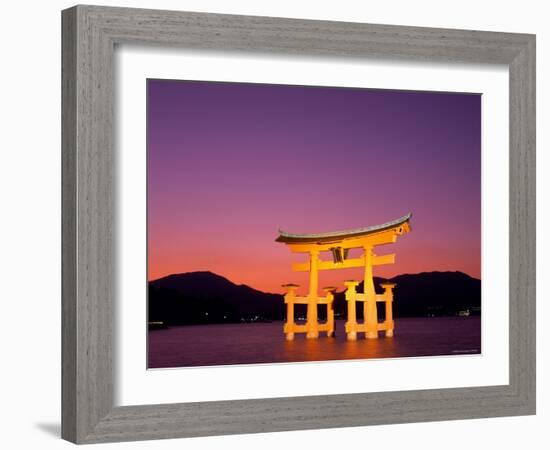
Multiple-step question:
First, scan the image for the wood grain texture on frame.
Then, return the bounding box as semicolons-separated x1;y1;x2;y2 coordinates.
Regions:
61;5;536;444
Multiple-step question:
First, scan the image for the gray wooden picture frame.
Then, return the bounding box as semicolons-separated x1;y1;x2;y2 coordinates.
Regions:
61;4;536;444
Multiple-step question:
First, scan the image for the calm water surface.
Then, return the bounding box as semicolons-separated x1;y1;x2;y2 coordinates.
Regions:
148;317;481;368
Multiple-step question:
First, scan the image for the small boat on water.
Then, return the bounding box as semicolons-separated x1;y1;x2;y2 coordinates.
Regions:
148;321;168;330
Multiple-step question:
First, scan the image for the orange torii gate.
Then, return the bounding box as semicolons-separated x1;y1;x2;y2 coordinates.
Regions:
276;213;411;341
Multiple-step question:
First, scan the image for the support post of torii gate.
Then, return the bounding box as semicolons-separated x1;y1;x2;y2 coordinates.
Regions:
277;213;411;340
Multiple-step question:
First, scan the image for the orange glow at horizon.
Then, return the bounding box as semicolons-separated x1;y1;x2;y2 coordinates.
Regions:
147;226;481;295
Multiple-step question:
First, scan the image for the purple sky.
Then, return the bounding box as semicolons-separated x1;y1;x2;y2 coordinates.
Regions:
148;79;481;293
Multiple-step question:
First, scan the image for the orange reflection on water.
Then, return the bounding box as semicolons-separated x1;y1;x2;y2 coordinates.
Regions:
148;318;481;368
282;330;399;363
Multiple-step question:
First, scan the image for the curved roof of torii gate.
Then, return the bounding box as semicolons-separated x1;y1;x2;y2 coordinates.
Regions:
275;212;412;244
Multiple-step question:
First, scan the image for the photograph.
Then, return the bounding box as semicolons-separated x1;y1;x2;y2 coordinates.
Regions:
147;79;482;368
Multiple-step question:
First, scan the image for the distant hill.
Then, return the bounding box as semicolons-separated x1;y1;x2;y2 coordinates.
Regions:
387;271;480;317
332;271;481;319
149;271;283;325
148;270;480;325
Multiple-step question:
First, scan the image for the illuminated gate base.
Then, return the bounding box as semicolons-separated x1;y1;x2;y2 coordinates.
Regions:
276;213;411;341
282;283;336;340
344;280;395;340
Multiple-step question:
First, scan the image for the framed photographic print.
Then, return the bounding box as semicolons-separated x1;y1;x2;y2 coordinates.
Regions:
145;80;482;369
62;5;536;444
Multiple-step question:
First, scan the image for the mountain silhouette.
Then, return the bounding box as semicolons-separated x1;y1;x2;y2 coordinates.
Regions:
149;271;283;325
148;270;480;326
332;271;481;320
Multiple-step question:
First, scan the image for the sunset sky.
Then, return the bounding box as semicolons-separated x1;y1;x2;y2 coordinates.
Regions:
147;79;481;294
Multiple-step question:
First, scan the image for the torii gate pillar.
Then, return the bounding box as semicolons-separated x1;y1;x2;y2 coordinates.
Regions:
306;250;320;339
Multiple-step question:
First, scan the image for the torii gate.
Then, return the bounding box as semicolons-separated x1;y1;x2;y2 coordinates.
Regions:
276;213;411;341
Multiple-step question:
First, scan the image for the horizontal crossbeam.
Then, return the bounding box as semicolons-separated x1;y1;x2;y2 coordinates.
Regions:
345;322;393;332
286;295;332;304
287;231;398;253
292;254;395;272
346;294;389;302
